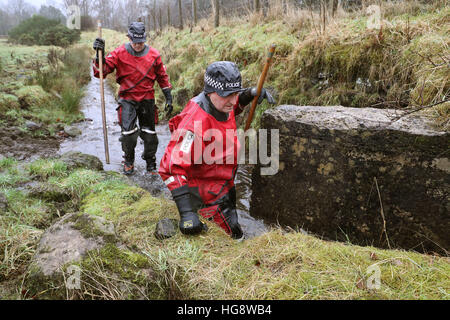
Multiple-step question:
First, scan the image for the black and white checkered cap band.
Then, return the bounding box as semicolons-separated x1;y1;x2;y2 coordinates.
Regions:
127;31;146;39
204;75;241;91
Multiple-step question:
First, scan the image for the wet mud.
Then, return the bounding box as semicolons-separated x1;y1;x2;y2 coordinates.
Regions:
0;121;61;161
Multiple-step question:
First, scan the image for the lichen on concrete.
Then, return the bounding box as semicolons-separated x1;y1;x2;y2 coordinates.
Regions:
252;105;449;255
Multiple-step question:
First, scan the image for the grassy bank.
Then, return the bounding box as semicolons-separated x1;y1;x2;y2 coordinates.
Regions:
74;2;448;130
146;1;448;129
0;39;91;137
0;156;448;299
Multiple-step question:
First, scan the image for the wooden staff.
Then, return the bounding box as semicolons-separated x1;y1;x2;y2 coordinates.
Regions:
244;44;276;131
97;20;110;164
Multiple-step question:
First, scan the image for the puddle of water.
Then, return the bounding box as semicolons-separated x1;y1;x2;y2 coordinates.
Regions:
59;72;268;239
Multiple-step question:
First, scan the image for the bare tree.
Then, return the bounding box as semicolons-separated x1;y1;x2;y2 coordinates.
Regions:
254;0;260;13
111;0;126;30
6;0;36;22
167;3;171;27
213;0;219;28
178;0;183;29
159;5;162;31
192;0;197;25
152;0;157;31
331;0;339;17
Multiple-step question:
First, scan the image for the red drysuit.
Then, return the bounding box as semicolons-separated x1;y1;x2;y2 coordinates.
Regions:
159;91;246;207
93;44;171;102
92;43;172;168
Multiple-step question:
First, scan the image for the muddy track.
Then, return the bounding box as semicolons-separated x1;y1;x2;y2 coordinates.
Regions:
0;121;61;161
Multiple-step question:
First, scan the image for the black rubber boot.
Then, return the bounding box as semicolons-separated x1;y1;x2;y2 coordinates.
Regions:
146;157;157;173
140;129;158;173
172;185;205;235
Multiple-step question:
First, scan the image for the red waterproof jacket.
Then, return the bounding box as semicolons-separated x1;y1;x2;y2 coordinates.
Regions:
159;92;247;205
93;43;171;102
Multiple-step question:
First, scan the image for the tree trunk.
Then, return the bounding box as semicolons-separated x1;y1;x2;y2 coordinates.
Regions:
153;0;157;32
213;0;220;28
192;0;198;25
254;0;260;13
178;0;183;29
159;7;162;32
167;4;171;28
331;0;339;17
321;0;327;34
147;7;151;34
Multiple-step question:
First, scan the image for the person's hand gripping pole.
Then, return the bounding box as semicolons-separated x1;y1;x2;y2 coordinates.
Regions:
244;44;276;131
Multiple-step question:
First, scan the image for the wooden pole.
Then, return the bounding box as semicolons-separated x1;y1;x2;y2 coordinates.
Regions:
97;20;110;164
244;44;276;131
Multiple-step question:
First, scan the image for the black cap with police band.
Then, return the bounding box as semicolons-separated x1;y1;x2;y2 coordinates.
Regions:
127;22;146;43
204;61;246;97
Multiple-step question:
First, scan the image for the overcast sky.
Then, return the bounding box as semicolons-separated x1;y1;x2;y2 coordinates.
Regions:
0;0;65;11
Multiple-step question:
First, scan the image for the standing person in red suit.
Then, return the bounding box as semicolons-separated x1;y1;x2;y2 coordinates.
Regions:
158;61;274;239
92;22;173;175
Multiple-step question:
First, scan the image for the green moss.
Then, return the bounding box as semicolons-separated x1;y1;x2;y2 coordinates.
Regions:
68;212;117;244
82;244;150;281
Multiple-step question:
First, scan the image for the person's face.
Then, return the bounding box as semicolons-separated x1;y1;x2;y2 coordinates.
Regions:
208;92;239;113
129;37;146;52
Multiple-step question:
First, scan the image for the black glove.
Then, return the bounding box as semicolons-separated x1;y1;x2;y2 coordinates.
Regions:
93;37;105;64
172;185;205;235
238;87;275;107
93;37;105;52
162;88;173;116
